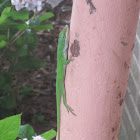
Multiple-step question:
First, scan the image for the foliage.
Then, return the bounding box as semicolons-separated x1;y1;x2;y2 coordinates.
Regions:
0;114;21;140
19;124;36;140
0;114;56;140
0;1;54;119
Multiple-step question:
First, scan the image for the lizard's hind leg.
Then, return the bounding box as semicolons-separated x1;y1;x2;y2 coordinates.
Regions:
61;82;76;115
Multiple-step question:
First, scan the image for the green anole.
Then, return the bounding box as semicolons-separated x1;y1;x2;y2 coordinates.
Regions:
56;25;75;140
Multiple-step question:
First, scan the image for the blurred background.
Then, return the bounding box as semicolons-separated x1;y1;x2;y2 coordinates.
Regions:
0;0;140;140
0;0;72;138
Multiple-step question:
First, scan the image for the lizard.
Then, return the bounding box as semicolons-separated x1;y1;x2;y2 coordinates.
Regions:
56;25;75;140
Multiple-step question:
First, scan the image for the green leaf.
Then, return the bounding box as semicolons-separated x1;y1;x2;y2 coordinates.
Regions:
0;114;21;140
18;124;36;140
29;19;40;27
0;40;7;48
41;129;56;140
0;19;28;30
0;7;11;24
17;22;28;30
39;12;54;22
9;11;29;20
1;7;11;16
15;55;47;71
8;20;28;30
31;23;54;31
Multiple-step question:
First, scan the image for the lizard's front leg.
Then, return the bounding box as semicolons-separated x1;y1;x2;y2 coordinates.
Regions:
65;56;74;65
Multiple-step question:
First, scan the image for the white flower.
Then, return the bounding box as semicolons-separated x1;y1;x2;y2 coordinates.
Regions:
11;0;45;11
15;4;24;11
11;0;17;5
19;138;28;140
25;1;36;11
36;1;43;11
11;0;25;11
26;20;29;25
32;135;46;140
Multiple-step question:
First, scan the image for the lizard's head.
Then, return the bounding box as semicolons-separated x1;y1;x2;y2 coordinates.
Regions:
58;25;69;50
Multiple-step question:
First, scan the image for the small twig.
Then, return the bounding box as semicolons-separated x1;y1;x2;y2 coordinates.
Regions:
10;30;21;42
10;30;26;45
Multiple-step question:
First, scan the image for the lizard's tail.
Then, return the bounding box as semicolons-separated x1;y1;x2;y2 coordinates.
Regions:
57;123;60;140
57;103;60;140
56;91;61;140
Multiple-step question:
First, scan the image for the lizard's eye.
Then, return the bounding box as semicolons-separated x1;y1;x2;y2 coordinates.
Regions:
62;36;65;40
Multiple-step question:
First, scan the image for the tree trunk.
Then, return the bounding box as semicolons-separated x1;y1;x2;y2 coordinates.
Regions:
59;0;140;140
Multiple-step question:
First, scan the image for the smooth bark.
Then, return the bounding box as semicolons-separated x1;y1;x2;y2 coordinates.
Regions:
59;0;140;140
